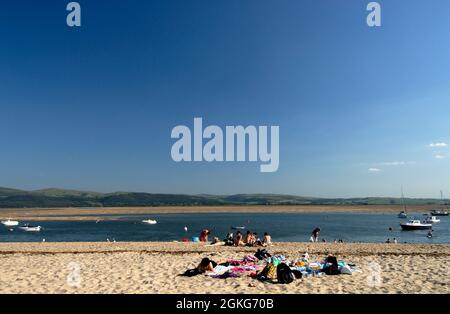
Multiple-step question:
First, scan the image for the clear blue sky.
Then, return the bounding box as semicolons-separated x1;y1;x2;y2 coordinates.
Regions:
1;0;450;197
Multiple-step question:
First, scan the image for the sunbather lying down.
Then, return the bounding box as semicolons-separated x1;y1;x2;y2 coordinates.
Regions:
206;237;225;246
198;257;217;274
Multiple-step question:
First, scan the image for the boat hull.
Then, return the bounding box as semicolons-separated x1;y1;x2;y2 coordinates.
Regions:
19;227;42;232
400;224;432;230
2;222;19;227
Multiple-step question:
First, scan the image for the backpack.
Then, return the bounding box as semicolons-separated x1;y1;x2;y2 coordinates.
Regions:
292;269;303;279
323;256;339;275
277;263;295;284
257;263;277;281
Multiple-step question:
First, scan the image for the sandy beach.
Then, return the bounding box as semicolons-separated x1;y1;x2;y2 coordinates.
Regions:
0;242;448;294
0;205;438;221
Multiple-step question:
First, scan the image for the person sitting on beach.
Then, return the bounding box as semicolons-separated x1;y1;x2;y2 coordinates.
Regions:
393;238;398;244
199;229;210;242
255;235;263;246
243;231;251;244
224;233;234;246
197;257;217;274
385;238;391;243
262;232;272;246
246;232;256;246
234;231;245;246
207;237;225;246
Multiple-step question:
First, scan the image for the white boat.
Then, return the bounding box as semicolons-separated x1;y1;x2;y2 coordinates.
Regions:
425;216;440;224
142;219;157;224
398;211;408;219
1;219;19;227
400;219;432;231
19;224;42;232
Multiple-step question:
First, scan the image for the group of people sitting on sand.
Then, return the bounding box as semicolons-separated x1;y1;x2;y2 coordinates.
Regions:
200;229;272;247
231;230;272;247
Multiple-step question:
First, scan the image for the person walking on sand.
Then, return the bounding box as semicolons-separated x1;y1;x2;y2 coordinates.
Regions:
310;227;321;242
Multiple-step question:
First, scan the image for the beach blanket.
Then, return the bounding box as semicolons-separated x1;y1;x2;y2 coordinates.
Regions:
230;266;258;272
207;265;232;276
210;271;240;279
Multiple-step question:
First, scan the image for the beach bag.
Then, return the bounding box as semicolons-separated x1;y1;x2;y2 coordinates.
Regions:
254;249;271;260
292;269;303;279
323;256;339;275
277;263;295;284
257;263;277;280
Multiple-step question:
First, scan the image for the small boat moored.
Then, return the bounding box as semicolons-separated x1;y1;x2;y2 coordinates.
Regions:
400;219;432;231
142;219;157;224
398;211;408;219
1;219;19;227
19;224;42;232
425;216;440;224
430;210;449;216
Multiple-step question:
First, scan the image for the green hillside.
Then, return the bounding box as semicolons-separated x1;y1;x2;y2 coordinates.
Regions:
0;187;448;208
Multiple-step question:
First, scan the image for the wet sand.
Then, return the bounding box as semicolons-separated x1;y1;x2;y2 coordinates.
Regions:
0;205;436;221
0;242;448;294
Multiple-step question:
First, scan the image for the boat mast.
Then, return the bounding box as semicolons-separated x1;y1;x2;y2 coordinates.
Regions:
441;190;447;209
401;186;406;213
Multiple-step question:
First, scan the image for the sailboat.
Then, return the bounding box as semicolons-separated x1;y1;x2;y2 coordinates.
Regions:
398;187;408;218
430;191;449;216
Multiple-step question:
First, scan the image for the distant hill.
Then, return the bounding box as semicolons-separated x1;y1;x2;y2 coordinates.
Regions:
0;187;448;208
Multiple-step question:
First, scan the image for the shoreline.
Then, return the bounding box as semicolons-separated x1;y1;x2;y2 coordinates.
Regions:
0;204;438;221
1;241;449;255
0;242;448;294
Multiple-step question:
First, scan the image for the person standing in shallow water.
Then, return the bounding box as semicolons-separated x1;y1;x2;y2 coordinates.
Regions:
311;227;321;242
